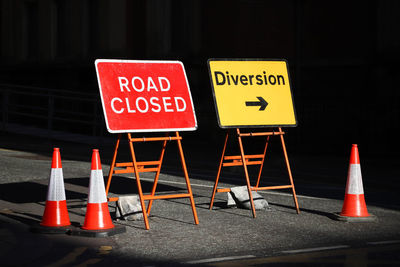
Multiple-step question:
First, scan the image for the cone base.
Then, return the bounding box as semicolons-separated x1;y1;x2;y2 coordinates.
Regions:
340;194;370;217
330;212;377;223
82;202;114;230
40;200;71;227
69;225;126;238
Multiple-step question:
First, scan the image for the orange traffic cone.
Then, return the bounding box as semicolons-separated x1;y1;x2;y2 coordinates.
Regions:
82;149;114;230
33;148;71;233
332;144;376;222
340;144;370;217
69;149;125;237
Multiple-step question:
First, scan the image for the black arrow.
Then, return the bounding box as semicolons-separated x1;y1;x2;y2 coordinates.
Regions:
245;97;268;111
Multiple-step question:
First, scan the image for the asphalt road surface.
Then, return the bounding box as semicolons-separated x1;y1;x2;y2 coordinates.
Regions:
0;133;399;266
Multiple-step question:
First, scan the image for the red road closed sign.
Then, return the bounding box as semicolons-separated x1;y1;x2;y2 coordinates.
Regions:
95;59;197;133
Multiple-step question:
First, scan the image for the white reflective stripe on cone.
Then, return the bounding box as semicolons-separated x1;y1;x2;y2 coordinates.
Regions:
346;164;364;194
47;168;66;201
88;169;107;204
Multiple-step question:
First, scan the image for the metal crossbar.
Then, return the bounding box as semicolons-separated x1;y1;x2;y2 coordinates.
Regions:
105;132;199;230
209;128;300;217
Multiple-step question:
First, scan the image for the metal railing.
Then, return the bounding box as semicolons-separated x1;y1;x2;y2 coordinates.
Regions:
0;84;106;140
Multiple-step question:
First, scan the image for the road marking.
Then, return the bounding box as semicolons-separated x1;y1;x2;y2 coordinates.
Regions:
281;245;349;254
97;245;113;255
139;177;214;189
74;258;102;267
44;247;87;267
211;245;400;266
139;177;330;200
185;255;256;264
367;240;400;245
0;208;14;214
0;148;16;152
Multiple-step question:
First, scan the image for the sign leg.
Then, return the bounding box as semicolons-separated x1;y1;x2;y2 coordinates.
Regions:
236;128;256;218
127;133;151;230
106;133;121;197
279;128;300;214
255;135;270;188
176;132;199;225
209;130;229;210
146;136;168;216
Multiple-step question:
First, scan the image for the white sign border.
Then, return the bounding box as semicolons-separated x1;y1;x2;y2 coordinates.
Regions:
95;59;198;133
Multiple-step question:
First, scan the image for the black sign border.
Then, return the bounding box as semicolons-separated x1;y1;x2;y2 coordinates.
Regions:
207;58;298;129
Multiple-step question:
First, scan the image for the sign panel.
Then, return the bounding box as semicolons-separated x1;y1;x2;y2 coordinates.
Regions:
95;59;197;133
207;59;297;128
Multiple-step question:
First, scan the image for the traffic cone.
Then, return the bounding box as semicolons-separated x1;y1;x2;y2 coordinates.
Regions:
331;144;376;222
69;149;125;237
340;144;370;217
82;149;114;230
32;148;71;233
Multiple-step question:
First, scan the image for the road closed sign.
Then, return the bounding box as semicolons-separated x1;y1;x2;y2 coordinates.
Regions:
95;59;197;133
207;59;297;128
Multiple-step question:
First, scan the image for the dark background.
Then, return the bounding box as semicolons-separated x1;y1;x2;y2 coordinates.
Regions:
1;0;400;157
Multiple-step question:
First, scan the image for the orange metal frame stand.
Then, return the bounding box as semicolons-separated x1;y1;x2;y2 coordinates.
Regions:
209;127;300;217
105;132;199;230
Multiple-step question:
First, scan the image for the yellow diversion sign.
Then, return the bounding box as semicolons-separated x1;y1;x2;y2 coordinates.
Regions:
207;59;297;128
